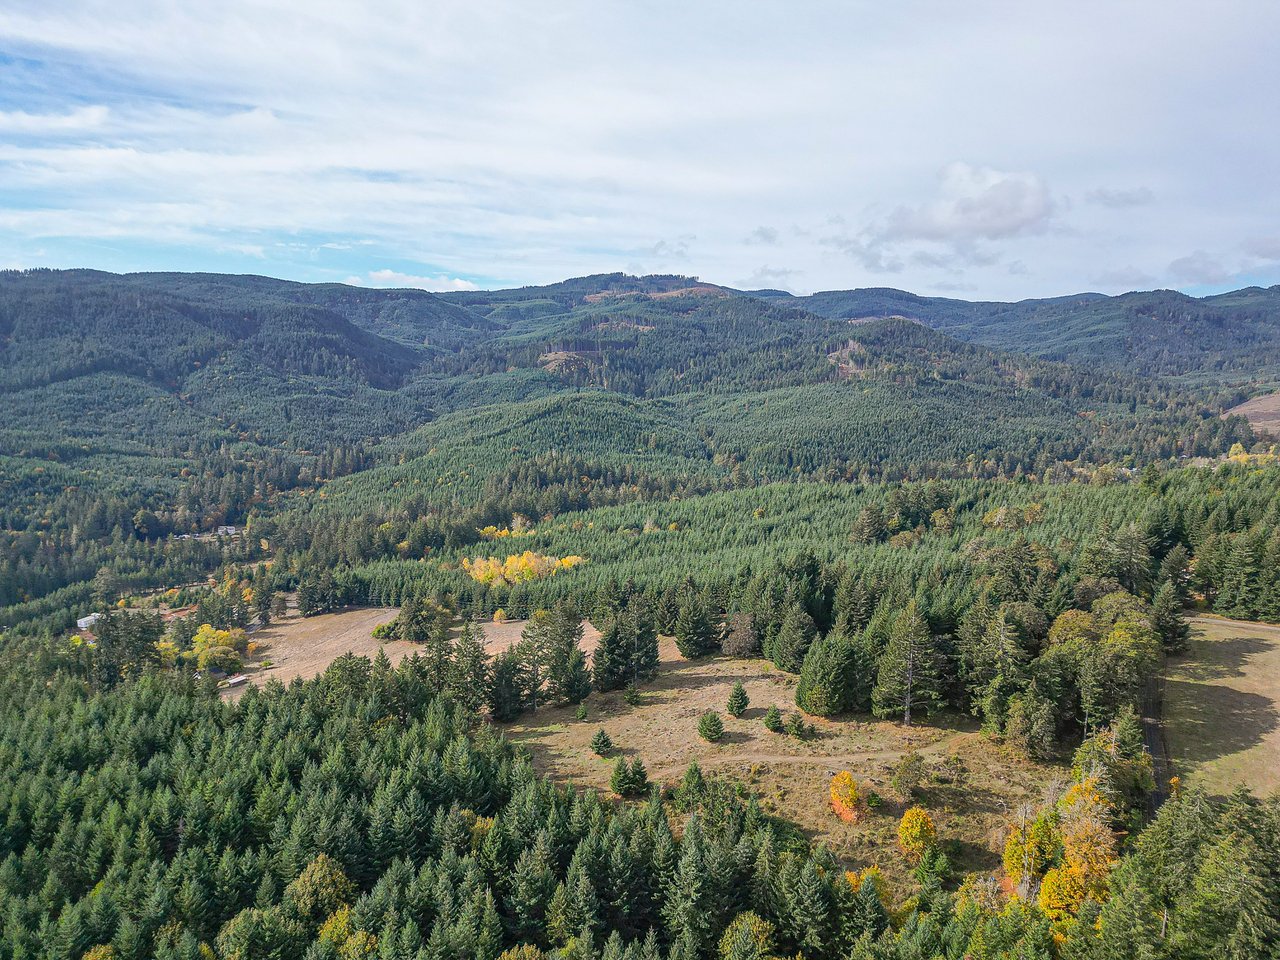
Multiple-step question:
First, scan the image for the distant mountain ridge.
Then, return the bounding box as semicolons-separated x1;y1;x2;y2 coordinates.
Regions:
752;282;1280;386
2;267;1253;495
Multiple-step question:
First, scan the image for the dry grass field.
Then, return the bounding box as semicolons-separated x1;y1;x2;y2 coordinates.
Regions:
222;607;1062;882
223;609;597;700
223;606;407;699
1228;391;1280;438
501;636;1062;885
1163;615;1280;796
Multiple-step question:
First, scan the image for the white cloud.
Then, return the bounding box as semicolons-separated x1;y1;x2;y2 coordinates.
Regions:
0;105;109;133
356;269;479;291
744;226;779;245
0;2;1278;296
1168;251;1230;286
735;265;798;290
1242;237;1280;262
881;163;1054;243
1091;266;1156;291
1085;186;1155;208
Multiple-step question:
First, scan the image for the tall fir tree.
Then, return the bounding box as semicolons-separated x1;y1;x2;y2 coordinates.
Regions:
674;591;716;659
770;601;817;674
871;601;944;725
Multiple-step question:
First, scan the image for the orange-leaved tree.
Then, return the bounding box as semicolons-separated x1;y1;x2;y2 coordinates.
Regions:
830;771;866;822
1037;777;1116;921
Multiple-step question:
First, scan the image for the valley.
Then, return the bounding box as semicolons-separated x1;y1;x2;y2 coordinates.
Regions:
2;269;1278;960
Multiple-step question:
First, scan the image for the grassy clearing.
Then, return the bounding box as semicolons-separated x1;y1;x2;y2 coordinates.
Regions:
1163;615;1280;796
1228;391;1280;439
224;606;406;699
501;636;1062;888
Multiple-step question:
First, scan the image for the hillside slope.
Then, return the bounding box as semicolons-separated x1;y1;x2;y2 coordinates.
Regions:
765;284;1280;387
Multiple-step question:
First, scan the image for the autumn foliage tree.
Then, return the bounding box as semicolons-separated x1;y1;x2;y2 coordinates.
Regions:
1037;778;1117;921
830;771;866;823
898;806;938;864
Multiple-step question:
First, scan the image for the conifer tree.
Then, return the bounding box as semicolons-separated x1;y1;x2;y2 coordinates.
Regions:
487;650;524;722
625;607;660;685
628;758;649;796
591;729;613;756
1151;581;1189;652
450;621;491;713
872;601;944;725
674;591;716;659
698;711;724;743
656;586;680;635
662;818;713;955
726;681;748;718
770;601;817;674
509;833;557;943
786;861;834;958
762;704;783;733
795;631;858;716
592;617;628;692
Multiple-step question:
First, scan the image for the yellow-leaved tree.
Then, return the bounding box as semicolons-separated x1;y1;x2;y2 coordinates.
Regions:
1002;802;1060;900
897;806;937;864
1037;777;1116;921
830;771;866;823
462;551;586;586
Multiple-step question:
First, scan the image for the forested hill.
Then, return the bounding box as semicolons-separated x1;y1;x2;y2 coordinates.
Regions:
758;284;1280;386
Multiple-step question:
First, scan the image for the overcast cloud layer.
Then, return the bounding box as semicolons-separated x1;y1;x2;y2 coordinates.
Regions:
2;1;1279;297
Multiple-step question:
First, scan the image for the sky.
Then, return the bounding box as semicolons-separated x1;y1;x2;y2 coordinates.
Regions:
1;1;1279;298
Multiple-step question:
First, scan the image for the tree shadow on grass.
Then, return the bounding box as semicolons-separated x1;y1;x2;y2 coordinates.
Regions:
947;837;1000;874
707;729;753;747
1172;635;1272;682
1165;677;1278;763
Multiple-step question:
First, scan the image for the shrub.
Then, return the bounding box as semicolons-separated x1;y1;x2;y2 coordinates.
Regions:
892;751;926;798
718;912;777;959
591;729;613;756
785;712;810;739
898;806;937;864
830;771;866;822
699;711;724;742
720;613;760;657
763;705;783;733
727;681;748;718
198;645;242;672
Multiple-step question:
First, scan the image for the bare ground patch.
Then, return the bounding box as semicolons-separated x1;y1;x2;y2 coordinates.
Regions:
1164;615;1280;796
473;618;602;658
224;607;407;699
501;637;1062;886
1228;392;1280;438
224;611;600;700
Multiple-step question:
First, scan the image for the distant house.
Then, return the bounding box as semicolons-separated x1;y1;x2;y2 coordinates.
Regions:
216;525;238;537
76;613;102;632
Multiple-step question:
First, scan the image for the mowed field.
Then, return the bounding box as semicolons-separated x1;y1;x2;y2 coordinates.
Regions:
1163;615;1280;796
501;636;1061;885
1228;391;1280;438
